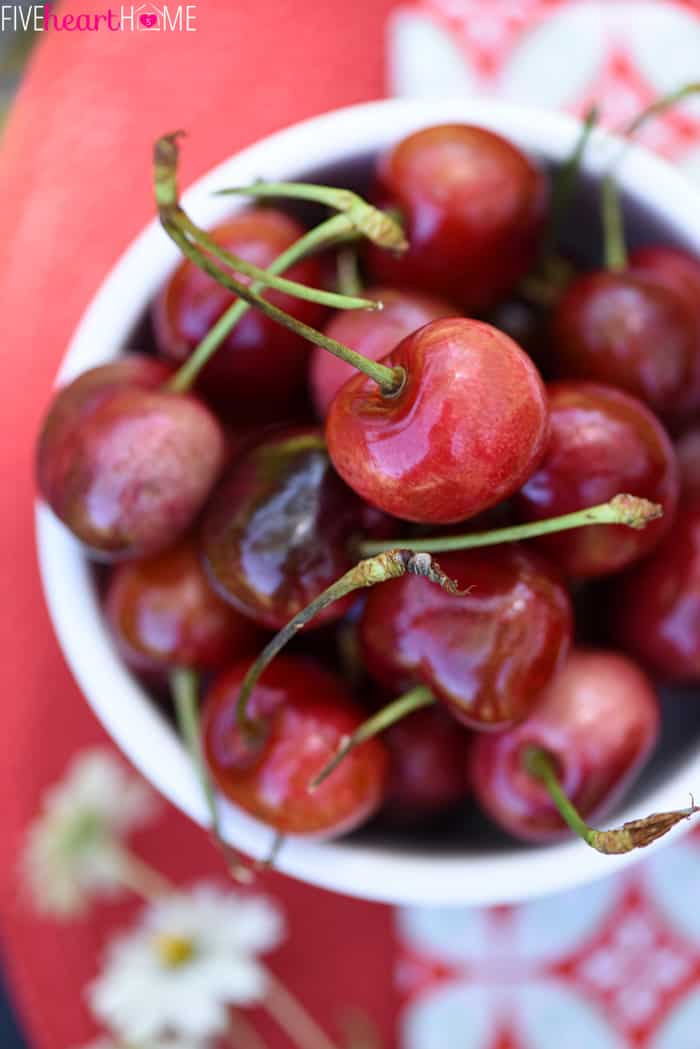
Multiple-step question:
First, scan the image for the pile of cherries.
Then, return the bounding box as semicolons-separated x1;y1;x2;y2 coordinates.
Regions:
37;117;700;862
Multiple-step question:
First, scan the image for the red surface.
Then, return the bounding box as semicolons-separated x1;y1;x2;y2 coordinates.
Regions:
0;4;399;1046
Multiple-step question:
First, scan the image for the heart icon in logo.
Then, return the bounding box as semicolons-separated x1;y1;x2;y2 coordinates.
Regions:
140;13;158;28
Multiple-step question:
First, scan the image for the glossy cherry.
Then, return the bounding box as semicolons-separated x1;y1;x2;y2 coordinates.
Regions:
105;540;262;672
325;318;549;524
364;124;547;311
383;706;470;820
201;427;393;630
469;648;660;841
359;546;572;731
676;426;700;501
37;355;225;559
628;245;700;424
310;287;454;417
609;500;700;680
153;208;325;419
551;270;696;422
514;381;679;578
203;656;388;836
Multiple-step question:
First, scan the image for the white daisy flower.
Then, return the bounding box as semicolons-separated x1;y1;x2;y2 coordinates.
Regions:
88;883;284;1044
23;747;158;917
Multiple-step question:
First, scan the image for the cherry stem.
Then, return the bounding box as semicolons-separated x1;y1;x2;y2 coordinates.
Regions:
625;80;700;137
336;245;363;297
543;104;599;263
310;685;435;791
602;173;627;271
523;746;699;854
235;550;464;735
170;669;254;886
168;212;356;393
215;180;409;253
175;208;377;311
155;136;403;395
360;494;662;556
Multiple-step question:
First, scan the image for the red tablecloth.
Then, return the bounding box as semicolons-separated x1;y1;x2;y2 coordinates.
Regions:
4;3;700;1047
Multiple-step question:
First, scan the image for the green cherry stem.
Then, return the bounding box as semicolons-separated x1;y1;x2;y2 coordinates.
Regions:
359;494;661;557
336;245;364;297
170;668;254;885
155;135;403;395
624;80;700;137
602;173;627;271
168;212;355;393
544;104;599;262
310;685;435;791
523;746;699;854
216;180;409;253
235;550;464;735
175;209;377;312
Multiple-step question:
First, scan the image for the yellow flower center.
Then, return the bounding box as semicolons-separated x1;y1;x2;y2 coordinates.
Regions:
153;932;196;968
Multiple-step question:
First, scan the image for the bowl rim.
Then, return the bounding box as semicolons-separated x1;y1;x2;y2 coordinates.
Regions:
35;96;700;907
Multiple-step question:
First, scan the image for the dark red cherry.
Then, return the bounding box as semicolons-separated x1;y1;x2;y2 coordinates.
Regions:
310;287;454;417
609;501;700;681
514;381;679;578
551;270;696;422
383;707;470;820
676;426;700;501
628;245;700;425
469;648;660;841
325;318;549;524
38;356;225;559
364;124;547;311
105;540;262;672
201;427;393;630
203;657;388;836
152;209;325;419
359;547;572;731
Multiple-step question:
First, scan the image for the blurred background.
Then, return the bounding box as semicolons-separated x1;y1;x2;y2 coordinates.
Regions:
2;2;700;1048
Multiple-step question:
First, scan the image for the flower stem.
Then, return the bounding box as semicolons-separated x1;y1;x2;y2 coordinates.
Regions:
169;213;356;393
359;494;662;556
228;1009;272;1049
235;551;463;735
523;746;699;853
625;80;700;137
264;969;342;1049
113;846;176;900
310;685;435;790
216;181;408;253
602;173;627;271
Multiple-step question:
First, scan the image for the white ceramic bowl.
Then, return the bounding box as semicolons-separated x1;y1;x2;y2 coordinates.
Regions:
36;98;700;907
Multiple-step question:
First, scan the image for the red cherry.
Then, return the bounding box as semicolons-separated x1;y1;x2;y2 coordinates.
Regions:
469;648;660;841
364;124;547;311
325;318;549;524
676;426;700;502
201;427;393;630
513;381;679;578
105;540;262;672
551;270;696;422
310;287;454;417
609;501;700;681
38;356;225;559
359;547;572;731
153;209;325;419
383;707;470;820
203;657;388;836
628;245;700;424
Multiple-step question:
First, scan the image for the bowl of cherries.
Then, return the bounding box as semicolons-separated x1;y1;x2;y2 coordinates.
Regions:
35;97;700;906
